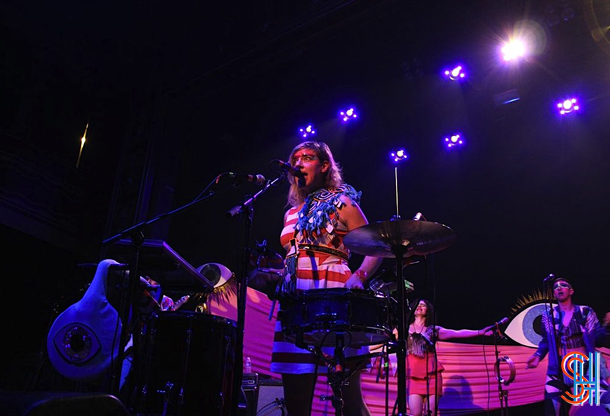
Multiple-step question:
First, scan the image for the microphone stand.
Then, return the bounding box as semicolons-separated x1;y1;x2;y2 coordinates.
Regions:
227;174;284;416
101;178;231;406
493;330;509;416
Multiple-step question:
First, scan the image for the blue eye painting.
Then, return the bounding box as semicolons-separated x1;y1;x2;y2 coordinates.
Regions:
504;301;557;348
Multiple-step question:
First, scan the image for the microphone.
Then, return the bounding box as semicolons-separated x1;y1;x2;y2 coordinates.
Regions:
226;172;267;186
543;273;555;283
273;159;305;178
482;317;509;338
495;317;509;327
491;317;509;340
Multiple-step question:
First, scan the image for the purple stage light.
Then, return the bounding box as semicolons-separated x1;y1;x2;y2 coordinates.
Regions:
390;148;408;163
299;124;316;138
556;98;580;115
339;107;358;122
443;65;466;81
444;133;465;149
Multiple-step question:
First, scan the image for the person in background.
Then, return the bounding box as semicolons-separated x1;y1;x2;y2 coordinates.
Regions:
526;276;605;416
404;299;493;416
261;140;383;416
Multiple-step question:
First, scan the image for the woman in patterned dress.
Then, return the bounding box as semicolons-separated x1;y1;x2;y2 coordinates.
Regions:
270;140;383;416
405;299;492;416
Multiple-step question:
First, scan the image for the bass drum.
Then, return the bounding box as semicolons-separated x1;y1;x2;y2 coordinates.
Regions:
138;311;237;416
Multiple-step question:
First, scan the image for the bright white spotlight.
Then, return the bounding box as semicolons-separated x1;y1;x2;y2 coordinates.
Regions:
556;98;580;115
299;124;316;138
501;39;526;61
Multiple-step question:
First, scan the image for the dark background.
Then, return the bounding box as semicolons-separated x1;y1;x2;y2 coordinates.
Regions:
1;0;609;397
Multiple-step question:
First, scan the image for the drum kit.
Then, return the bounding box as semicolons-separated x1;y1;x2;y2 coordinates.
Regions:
131;218;454;416
275;218;456;416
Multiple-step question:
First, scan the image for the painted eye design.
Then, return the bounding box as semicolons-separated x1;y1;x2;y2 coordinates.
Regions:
504;301;556;348
52;323;101;363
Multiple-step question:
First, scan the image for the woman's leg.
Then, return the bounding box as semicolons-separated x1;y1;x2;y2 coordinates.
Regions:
281;373;317;416
408;394;425;416
341;371;371;416
427;395;437;416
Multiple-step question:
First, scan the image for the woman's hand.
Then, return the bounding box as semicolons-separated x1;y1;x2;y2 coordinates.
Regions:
345;273;366;289
526;354;540;369
478;326;495;337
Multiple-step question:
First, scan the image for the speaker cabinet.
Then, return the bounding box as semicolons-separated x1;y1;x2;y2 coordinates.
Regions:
256;379;285;416
0;391;130;416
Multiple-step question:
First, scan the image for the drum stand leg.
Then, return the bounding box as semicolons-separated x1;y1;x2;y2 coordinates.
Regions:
309;332;386;416
318;331;349;416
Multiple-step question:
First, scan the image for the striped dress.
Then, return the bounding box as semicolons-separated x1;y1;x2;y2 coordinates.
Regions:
270;185;370;374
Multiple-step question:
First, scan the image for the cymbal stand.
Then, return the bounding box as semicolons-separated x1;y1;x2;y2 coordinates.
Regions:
389;160;410;416
390;158;408;415
392;165;401;221
391;243;410;416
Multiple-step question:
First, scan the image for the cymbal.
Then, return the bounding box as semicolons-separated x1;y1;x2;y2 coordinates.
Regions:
344;219;456;258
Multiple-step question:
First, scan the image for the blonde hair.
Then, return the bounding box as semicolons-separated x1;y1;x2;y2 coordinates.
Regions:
286;141;344;207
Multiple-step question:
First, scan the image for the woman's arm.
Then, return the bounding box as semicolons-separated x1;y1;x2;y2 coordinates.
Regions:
339;196;383;288
437;326;492;340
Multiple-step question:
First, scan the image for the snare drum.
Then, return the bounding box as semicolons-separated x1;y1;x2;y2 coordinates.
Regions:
279;288;392;348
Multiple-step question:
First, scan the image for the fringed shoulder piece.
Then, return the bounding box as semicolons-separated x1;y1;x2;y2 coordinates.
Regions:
294;184;361;235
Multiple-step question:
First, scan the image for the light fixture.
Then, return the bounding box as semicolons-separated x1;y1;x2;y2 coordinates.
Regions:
299;124;316;138
444;133;465;149
501;39;526;61
556;97;580;115
443;64;466;81
390;148;408;164
339;107;358;123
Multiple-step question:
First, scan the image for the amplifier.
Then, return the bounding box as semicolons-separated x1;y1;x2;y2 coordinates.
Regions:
240;373;259;416
239;375;285;416
256;378;285;416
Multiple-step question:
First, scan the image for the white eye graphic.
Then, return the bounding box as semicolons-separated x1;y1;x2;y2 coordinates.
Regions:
504;301;556;348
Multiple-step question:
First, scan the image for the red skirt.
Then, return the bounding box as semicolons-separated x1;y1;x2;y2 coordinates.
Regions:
406;353;444;396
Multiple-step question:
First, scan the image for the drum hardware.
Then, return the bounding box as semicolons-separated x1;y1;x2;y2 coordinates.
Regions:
366;267;415;297
249;240;285;270
278;288;393;349
277;288;393;416
344;218;456;416
307;331;386;416
318;331;349;416
137;311;237;416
